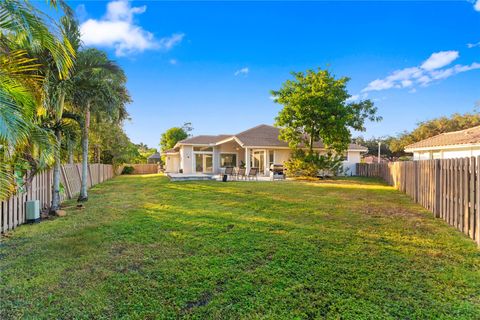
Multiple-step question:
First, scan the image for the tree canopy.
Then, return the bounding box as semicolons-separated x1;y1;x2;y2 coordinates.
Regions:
271;69;381;154
160;123;193;152
390;112;480;154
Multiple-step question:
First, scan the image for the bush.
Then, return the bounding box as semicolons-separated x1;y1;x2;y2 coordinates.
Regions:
121;166;135;175
285;150;345;177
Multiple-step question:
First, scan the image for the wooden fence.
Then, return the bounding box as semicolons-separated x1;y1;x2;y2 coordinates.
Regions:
357;158;480;246
0;163;114;234
115;164;159;175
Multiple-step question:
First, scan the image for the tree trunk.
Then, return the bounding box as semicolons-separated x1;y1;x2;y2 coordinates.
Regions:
309;126;315;155
78;102;90;202
50;128;62;213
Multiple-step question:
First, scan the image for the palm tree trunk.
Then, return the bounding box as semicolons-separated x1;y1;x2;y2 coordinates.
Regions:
78;102;90;202
50;128;62;213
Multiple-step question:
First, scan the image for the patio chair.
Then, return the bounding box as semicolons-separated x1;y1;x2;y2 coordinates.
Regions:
224;167;234;181
247;167;258;181
235;168;246;180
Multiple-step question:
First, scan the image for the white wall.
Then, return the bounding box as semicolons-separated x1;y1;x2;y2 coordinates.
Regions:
343;151;362;175
413;146;480;160
180;145;193;174
165;154;179;173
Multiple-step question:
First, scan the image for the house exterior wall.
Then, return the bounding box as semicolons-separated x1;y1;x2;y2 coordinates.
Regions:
166;145;364;176
165;154;179;172
274;149;291;164
412;146;480;160
180;145;193;173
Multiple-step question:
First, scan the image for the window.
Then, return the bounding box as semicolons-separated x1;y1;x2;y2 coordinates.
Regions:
220;153;237;167
193;146;213;152
339;152;348;161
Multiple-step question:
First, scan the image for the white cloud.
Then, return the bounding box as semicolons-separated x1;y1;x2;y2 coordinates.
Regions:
475;0;480;11
420;51;459;71
467;42;480;48
363;50;479;92
158;34;185;50
234;67;249;76
80;0;184;56
345;93;368;103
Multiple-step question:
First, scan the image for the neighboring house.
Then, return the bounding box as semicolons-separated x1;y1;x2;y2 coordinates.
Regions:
405;125;480;160
147;152;161;164
163;124;367;175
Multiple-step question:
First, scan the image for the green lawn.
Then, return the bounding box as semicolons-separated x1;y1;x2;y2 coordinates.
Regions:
1;175;479;319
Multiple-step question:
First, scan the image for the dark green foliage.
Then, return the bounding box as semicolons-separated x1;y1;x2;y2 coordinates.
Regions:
271;68;381;154
285;150;345;177
160;122;193;152
121;165;134;175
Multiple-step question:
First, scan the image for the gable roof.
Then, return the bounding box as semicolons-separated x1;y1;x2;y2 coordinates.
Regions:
147;152;160;159
405;125;480;151
178;134;231;145
175;124;367;151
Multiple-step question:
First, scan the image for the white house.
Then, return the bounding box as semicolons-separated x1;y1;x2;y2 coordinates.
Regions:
163;124;367;176
405;125;480;160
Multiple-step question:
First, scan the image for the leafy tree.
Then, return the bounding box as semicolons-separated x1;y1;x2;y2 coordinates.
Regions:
160;123;193;152
353;136;404;159
271;69;381;154
0;0;74;199
390;112;480;154
68;48;130;202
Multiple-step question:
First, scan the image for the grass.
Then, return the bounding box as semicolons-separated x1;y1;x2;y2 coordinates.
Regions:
1;174;479;319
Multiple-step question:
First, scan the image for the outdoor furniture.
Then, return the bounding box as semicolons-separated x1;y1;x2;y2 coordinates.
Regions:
235;168;246;180
247;167;258;180
224;167;234;181
269;164;286;180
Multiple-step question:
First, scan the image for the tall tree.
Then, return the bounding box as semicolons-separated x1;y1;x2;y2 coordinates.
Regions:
68;48;130;202
271;69;381;154
0;0;74;199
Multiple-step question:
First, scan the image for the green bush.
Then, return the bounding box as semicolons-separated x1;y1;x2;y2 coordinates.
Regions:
285;150;345;177
121;166;135;175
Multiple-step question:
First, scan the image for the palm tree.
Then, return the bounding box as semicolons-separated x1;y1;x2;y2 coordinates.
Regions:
68;49;130;202
0;0;74;199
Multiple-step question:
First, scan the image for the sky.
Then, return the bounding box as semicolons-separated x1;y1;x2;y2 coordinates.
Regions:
43;1;480;149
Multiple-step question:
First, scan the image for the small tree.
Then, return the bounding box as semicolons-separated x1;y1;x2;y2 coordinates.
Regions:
272;68;380;154
271;68;381;176
160;123;193;152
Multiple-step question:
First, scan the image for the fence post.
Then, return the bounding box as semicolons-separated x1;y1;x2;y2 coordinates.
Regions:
434;159;441;218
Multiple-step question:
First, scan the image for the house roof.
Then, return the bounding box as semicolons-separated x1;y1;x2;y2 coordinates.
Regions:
147;152;160;159
177;134;231;145
405;125;480;151
175;124;367;151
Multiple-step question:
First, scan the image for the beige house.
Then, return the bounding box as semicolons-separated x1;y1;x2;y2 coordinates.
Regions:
405;125;480;160
164;124;367;176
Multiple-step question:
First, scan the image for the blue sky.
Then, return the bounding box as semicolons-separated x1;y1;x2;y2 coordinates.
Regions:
47;1;480;148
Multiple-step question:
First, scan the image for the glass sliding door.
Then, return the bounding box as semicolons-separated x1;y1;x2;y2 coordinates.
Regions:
195;153;213;173
251;150;266;174
195;154;204;172
204;154;213;173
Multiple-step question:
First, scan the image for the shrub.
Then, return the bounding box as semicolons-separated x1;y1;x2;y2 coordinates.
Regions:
285;150;345;177
121;166;135;175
